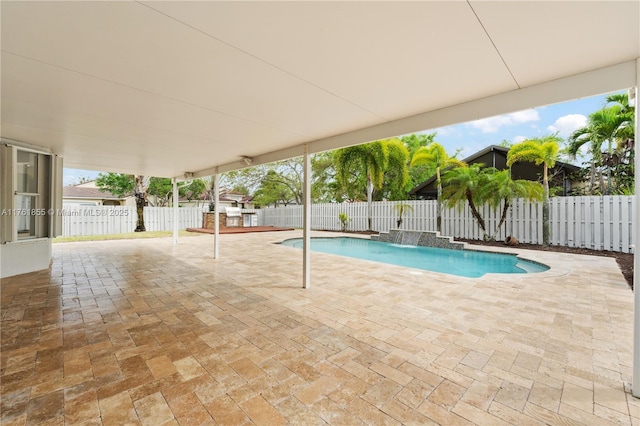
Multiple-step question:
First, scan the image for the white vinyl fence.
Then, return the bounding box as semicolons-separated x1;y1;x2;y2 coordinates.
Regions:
61;197;635;253
62;206;208;237
259;196;635;253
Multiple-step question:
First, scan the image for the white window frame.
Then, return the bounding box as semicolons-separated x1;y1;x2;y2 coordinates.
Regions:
0;141;63;243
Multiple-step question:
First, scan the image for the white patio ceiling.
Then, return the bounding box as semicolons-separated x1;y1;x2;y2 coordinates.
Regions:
1;1;639;178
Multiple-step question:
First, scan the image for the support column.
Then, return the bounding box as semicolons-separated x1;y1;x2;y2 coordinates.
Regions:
172;177;179;245
303;145;311;288
214;169;220;259
632;57;640;397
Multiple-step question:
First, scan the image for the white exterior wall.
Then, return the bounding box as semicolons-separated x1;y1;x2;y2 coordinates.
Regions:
0;141;62;279
1;239;51;278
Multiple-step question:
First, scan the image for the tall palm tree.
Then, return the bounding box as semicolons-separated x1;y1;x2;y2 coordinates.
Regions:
568;94;634;194
606;93;634;144
384;139;411;200
506;136;561;247
410;142;465;232
334;138;408;231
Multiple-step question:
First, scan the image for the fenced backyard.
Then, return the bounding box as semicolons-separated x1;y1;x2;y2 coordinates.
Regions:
61;206;208;237
61;195;635;253
261;195;635;253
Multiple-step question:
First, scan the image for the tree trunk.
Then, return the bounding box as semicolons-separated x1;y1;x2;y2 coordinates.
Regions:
490;199;510;241
134;194;145;232
542;166;550;246
465;189;486;234
436;167;442;233
606;138;613;195
367;176;374;231
134;175;148;232
589;159;596;194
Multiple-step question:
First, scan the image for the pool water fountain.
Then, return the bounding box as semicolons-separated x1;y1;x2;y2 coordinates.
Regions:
375;229;465;250
393;230;421;246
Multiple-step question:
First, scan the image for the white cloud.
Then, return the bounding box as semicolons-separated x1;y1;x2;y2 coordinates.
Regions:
512;135;527;144
434;126;452;136
468;109;540;133
546;114;587;136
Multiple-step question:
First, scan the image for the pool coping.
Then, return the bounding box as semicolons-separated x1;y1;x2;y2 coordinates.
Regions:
275;233;570;280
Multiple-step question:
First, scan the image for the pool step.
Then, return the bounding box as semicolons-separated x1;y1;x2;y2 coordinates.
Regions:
371;229;465;250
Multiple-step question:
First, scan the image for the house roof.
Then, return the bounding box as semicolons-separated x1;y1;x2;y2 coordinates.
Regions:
196;192;253;204
409;145;581;196
1;2;637;178
460;145;580;173
63;185;124;200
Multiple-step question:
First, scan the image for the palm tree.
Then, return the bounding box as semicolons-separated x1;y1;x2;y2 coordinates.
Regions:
410;142;465;232
606;93;635;145
568;94;634;194
392;202;414;228
338;212;350;232
402;132;437;189
442;164;544;241
382;138;412;201
506;136;561;246
442;164;488;236
334;138;409;231
479;169;543;240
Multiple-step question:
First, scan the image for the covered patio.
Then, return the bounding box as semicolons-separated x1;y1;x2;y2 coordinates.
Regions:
1;1;640;424
1;232;635;424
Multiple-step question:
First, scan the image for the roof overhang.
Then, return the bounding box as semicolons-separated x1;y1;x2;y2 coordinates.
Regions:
1;1;639;178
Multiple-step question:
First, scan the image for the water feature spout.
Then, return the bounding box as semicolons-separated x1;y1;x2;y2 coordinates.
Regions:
392;230;422;246
393;230;404;244
402;231;421;246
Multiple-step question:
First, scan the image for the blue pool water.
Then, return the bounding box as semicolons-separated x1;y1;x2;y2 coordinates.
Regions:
280;237;548;278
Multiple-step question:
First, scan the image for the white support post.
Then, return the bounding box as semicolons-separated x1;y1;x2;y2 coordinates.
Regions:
172;177;179;245
214;170;220;259
632;57;640;398
303;145;311;288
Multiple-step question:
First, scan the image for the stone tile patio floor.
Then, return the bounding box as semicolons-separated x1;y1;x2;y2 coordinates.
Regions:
1;230;637;425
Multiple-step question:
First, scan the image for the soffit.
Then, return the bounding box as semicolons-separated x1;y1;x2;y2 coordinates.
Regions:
1;1;638;177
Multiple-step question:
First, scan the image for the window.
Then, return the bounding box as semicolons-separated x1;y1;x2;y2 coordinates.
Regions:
15;151;40;239
17;150;38;193
0;144;60;242
15;149;52;240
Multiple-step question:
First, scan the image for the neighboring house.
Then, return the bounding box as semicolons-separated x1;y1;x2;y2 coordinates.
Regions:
221;190;254;209
65;182;255;209
410;145;581;199
194;189;255;209
63;181;134;207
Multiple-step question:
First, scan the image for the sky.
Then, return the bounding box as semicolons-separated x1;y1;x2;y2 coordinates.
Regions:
63;91;619;186
426;92;616;160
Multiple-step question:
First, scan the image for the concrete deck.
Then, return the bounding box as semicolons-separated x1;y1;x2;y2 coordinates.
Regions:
1;230;636;425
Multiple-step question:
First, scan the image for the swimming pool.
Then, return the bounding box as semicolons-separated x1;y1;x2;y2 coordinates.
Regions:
280;237;548;278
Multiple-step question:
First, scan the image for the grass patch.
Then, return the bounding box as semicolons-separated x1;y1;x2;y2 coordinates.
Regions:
53;230;205;243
